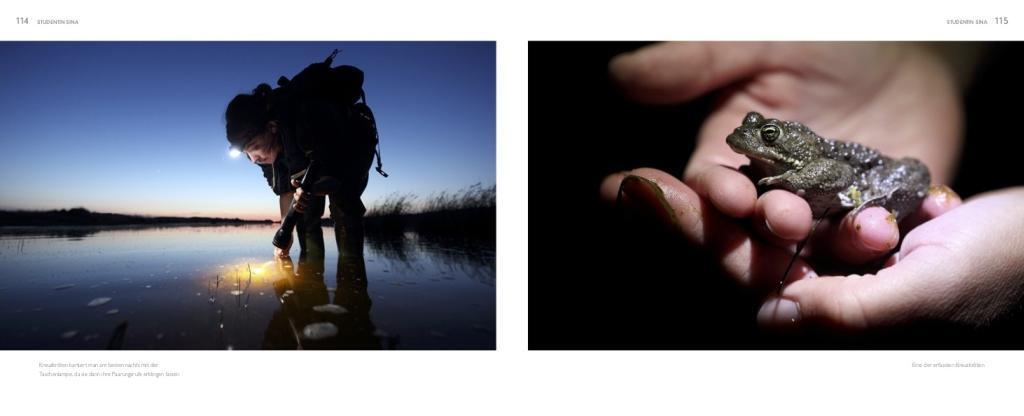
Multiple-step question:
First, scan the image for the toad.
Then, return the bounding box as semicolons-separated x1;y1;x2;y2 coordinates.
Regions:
726;111;930;221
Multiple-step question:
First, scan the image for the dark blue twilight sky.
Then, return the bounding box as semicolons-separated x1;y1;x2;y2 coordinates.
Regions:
0;42;495;220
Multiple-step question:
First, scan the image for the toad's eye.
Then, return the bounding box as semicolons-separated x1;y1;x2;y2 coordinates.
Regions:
760;124;781;142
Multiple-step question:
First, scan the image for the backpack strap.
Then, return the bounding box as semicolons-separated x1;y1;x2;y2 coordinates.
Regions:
361;92;388;178
374;139;388;177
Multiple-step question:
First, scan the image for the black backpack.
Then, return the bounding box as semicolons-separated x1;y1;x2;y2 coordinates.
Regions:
274;49;388;177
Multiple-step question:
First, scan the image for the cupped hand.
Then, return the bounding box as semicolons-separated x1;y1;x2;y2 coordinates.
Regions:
600;169;961;293
759;187;1024;332
604;42;964;267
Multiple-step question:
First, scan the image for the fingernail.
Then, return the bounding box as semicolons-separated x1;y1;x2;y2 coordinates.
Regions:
618;175;679;228
852;208;899;252
758;297;801;328
927;185;962;208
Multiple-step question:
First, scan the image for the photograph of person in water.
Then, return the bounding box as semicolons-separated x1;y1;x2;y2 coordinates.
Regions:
0;42;496;350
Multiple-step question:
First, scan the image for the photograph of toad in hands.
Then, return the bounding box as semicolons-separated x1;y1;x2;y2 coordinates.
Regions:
529;42;1024;349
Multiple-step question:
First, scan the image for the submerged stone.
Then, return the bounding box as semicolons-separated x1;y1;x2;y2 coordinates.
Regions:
302;322;339;340
312;304;348;314
86;297;111;307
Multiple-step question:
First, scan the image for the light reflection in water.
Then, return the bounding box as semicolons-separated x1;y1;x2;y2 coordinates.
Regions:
0;224;494;349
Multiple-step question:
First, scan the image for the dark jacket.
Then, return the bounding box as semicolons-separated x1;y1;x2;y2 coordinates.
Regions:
259;92;376;200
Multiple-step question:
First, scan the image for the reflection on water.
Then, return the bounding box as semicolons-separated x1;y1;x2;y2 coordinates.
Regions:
262;254;384;349
0;224;495;349
366;232;496;287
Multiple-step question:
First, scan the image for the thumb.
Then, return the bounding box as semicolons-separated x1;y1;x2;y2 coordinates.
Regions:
609;42;773;104
757;245;951;332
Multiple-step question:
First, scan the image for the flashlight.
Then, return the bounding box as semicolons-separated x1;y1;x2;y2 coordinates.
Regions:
228;146;243;158
273;160;318;249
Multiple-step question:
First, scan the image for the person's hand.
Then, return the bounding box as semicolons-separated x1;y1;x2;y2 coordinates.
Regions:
600;169;961;293
759;187;1024;332
290;176;337;213
274;244;291;259
603;42;964;270
291;178;312;213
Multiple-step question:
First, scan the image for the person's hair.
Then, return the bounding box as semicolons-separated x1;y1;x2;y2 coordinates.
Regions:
225;83;273;148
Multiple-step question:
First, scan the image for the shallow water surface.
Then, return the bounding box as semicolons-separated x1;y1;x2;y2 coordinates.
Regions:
0;224;495;349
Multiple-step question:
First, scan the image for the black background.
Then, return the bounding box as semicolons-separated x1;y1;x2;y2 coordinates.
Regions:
528;42;1024;349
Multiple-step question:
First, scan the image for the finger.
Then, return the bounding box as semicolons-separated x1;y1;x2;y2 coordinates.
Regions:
753;190;813;244
600;169;695;233
758;245;946;332
686;165;757;219
600;168;817;290
609;42;772;104
291;178;301;188
826;207;901;265
902;185;962;230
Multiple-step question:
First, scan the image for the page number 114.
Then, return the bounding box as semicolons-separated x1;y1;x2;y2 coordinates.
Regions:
16;17;30;24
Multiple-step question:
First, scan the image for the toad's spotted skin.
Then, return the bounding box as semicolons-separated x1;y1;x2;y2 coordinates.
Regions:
726;111;930;220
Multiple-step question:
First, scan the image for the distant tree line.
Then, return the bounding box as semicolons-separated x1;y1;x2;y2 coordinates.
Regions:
0;207;272;227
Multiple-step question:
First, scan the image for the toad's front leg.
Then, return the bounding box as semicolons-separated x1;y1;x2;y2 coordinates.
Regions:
757;171;797;187
757;159;856;217
759;159;854;192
